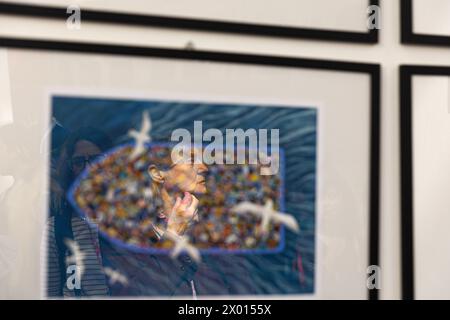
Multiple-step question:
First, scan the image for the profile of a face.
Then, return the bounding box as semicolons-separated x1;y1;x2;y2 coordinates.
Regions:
165;162;208;194
149;147;208;195
148;150;208;235
149;162;208;195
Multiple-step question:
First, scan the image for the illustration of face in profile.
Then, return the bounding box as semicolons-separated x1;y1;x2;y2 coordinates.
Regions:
152;148;208;196
147;147;208;235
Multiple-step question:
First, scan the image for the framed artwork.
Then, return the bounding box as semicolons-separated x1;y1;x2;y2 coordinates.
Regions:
401;65;450;300
401;0;450;46
0;0;379;43
0;40;380;299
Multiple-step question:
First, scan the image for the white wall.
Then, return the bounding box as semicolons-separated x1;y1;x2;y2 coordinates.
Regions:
413;76;450;299
0;0;449;299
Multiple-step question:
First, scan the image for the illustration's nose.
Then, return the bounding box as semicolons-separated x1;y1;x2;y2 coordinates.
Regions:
197;163;208;173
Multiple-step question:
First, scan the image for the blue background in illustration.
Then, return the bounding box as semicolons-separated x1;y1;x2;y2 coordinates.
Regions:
51;96;317;296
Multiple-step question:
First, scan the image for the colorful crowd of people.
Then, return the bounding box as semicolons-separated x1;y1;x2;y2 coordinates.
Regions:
72;144;283;251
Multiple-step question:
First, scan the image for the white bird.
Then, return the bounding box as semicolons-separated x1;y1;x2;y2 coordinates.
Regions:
164;231;201;263
232;199;299;235
128;111;152;160
64;238;85;279
103;267;128;286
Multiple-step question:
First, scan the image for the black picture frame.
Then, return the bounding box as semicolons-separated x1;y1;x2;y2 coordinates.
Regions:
0;37;381;300
400;65;450;300
401;0;450;46
0;0;379;44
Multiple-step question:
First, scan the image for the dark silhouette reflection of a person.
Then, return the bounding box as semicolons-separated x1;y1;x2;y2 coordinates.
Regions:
47;126;111;297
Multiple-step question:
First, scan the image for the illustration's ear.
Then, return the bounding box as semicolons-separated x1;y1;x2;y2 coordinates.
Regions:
148;165;165;184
